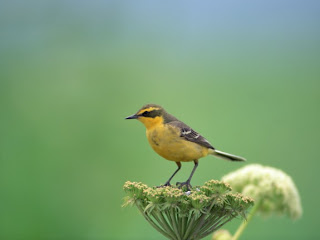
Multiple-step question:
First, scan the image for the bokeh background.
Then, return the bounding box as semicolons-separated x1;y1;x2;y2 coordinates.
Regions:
1;0;319;239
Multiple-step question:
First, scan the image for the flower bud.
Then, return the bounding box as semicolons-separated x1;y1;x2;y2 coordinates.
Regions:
212;230;232;240
222;164;302;220
123;181;148;199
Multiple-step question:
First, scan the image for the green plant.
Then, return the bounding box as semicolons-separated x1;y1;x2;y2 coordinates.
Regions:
213;164;302;240
123;180;254;240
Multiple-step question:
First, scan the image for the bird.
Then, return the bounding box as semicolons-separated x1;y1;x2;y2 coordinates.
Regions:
125;104;245;190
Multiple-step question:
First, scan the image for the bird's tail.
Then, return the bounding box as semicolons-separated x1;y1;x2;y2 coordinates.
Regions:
210;149;246;162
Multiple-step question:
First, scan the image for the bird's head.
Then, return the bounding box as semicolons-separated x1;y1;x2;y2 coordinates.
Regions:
125;104;166;129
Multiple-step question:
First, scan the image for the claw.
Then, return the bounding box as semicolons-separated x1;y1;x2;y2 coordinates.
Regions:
176;181;192;191
156;182;171;188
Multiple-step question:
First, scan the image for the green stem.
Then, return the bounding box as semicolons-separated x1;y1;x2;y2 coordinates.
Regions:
170;208;182;240
136;204;174;239
198;212;222;235
231;202;260;240
181;216;187;237
199;216;233;239
198;214;227;237
178;216;183;236
191;199;216;238
151;212;172;237
183;213;197;240
158;210;177;239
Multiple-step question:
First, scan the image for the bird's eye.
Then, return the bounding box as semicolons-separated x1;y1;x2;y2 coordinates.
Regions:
142;111;150;116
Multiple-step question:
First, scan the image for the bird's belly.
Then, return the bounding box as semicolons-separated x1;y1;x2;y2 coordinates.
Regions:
147;127;208;162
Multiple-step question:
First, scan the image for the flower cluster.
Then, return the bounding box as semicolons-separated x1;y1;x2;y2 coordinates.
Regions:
123;181;148;199
222;164;302;220
123;180;254;240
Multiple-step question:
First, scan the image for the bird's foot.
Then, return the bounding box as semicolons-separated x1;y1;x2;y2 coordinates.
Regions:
156;181;171;188
176;181;192;191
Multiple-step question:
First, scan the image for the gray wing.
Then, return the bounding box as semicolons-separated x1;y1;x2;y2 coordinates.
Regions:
168;121;215;149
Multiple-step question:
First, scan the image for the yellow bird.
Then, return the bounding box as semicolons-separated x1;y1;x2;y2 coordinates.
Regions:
125;104;245;190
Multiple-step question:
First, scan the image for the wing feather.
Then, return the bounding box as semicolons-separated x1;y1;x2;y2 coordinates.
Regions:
168;121;215;149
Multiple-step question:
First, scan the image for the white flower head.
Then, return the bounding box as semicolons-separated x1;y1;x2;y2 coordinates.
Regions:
212;229;232;240
222;164;302;220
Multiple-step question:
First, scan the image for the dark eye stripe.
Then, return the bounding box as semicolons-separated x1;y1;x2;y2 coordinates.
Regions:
140;109;162;118
142;111;150;116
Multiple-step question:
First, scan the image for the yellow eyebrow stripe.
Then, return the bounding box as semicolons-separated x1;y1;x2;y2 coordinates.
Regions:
137;107;160;115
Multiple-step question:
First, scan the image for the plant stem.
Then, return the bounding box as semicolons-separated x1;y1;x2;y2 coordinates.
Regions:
170;208;181;240
178;215;183;236
199;216;233;239
136;204;174;239
197;211;221;235
198;215;226;237
181;216;187;237
231;202;260;240
157;210;177;239
191;199;216;238
183;213;196;240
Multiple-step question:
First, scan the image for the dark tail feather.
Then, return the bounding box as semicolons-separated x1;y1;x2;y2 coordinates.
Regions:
212;149;246;162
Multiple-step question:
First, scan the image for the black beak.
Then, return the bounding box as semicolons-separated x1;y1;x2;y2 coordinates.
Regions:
125;114;139;120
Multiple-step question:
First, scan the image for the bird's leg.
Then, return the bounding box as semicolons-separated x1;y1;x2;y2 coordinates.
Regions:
176;160;198;191
159;162;181;187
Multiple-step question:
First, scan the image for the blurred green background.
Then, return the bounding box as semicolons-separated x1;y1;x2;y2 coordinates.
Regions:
1;0;319;239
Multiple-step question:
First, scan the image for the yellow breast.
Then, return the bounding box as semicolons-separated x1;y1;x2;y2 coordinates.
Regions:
146;124;209;162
